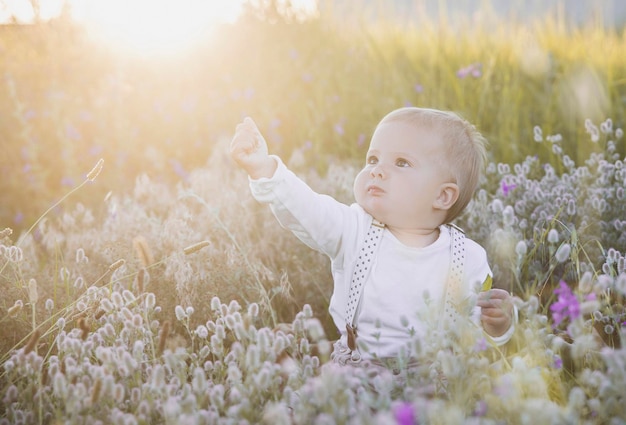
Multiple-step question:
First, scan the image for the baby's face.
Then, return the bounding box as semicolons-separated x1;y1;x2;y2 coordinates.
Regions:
353;121;454;228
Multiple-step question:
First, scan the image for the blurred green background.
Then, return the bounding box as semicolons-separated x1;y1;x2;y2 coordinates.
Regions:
1;0;625;234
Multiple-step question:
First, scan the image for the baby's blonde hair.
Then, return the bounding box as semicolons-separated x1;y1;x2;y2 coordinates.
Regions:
379;107;487;223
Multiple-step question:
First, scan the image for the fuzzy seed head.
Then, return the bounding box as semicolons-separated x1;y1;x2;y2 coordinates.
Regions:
108;259;125;272
547;229;559;244
133;236;154;268
0;228;12;239
248;302;259;318
27;278;38;304
8;300;23;317
145;293;156;310
100;297;114;313
122;290;136;304
195;325;209;339
183;240;211;255
175;305;186;321
555;243;571;263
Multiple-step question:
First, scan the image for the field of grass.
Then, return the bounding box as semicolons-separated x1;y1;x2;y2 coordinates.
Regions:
1;1;625;423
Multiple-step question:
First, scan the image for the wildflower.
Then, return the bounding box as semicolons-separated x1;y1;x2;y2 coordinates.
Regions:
547;229;559;244
555;243;571;263
8;300;23;317
73;276;84;289
175;305;186;321
585;119;600;143
553;355;563;369
0;228;12;239
473;400;488;416
248;302;259;318
394;402;416;425
515;240;528;257
145;293;156;310
195;325;209;339
502;205;516;226
550;281;581;327
457;62;482;79
534;125;543;142
501;180;517;196
600;118;613;134
474;337;488;352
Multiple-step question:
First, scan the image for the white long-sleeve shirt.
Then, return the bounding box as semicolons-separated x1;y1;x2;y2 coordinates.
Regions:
250;156;514;359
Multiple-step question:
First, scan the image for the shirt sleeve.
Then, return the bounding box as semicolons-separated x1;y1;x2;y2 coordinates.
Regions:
248;155;356;259
485;304;518;346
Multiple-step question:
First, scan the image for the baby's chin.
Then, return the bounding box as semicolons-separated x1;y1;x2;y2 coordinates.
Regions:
357;202;385;223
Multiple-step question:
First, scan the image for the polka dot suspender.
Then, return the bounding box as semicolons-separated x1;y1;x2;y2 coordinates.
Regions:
442;223;466;329
343;220;465;360
345;219;385;357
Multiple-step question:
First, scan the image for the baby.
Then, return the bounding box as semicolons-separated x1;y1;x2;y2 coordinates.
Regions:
230;107;515;365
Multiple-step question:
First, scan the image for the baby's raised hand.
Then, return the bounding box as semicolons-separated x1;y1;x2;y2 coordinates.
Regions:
230;117;277;179
477;288;514;338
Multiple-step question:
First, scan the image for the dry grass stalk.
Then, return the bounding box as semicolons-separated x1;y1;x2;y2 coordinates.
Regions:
133;236;154;267
183;240;211;255
108;259;125;272
24;328;40;354
86;158;104;182
157;320;170;356
136;268;146;293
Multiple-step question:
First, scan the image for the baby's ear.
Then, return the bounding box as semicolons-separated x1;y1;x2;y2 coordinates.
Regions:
433;183;459;211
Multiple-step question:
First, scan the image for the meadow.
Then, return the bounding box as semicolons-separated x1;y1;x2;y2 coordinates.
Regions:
1;1;626;423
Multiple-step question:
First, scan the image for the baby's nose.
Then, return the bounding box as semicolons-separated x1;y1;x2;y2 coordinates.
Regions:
370;164;385;178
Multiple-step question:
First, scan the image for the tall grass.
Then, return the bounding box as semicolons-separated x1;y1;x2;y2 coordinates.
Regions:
0;1;625;423
0;1;624;230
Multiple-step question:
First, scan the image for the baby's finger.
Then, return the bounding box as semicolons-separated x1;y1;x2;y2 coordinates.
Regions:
476;297;502;309
230;133;256;158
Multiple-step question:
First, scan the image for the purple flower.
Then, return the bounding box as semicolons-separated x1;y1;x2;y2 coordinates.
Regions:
414;84;423;93
334;123;344;136
550;281;581;328
457;63;482;79
473;337;488;352
357;134;366;147
14;212;24;225
473;400;488;416
553;355;563;369
170;159;188;180
61;176;75;187
394;402;416;425
501;180;517;196
65;124;81;141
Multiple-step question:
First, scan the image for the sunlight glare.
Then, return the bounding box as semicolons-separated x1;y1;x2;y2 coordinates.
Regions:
70;0;246;55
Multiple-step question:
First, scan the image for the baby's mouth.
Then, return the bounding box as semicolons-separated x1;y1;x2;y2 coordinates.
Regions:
367;184;384;195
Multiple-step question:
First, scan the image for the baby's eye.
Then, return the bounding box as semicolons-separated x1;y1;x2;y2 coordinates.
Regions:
396;158;410;167
366;156;378;165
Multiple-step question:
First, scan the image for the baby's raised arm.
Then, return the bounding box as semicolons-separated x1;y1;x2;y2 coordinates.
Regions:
230;117;277;179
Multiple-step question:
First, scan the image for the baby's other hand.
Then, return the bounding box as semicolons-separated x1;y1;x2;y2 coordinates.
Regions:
230;117;277;179
477;288;513;338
